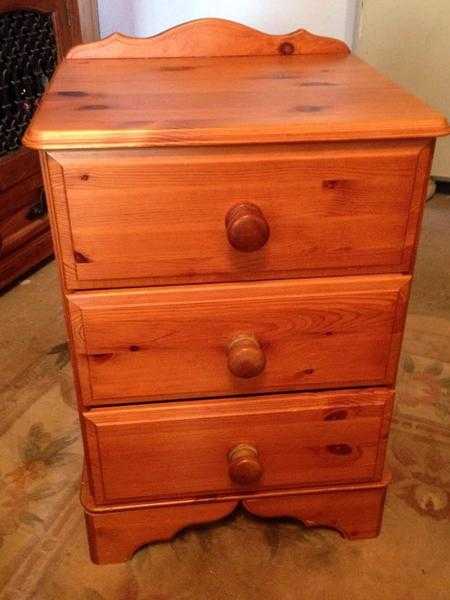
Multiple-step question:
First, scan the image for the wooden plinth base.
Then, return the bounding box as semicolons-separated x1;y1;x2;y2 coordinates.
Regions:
81;472;390;564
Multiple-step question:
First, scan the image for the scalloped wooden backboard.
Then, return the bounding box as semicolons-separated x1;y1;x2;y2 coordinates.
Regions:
67;18;350;59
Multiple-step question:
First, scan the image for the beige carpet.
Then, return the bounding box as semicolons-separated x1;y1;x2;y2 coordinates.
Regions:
1;196;449;600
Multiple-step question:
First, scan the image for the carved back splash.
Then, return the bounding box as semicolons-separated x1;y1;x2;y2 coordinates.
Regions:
67;18;350;59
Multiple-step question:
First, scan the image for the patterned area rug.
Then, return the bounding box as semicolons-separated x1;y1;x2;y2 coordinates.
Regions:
1;196;449;600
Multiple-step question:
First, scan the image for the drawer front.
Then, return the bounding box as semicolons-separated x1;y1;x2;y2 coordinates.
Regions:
68;275;409;406
49;140;427;289
83;388;394;505
0;193;48;259
0;177;47;257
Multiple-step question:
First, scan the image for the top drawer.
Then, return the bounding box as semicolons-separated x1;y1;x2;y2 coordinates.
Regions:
47;140;430;290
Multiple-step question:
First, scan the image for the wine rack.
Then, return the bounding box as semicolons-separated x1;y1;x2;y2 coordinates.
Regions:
1;10;57;157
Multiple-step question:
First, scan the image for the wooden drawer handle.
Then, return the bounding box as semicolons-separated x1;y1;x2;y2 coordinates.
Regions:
227;334;266;378
225;202;270;252
228;444;263;485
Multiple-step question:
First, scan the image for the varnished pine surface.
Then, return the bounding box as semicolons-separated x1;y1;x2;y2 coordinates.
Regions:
67;19;350;59
24;53;448;150
47;141;430;289
68;275;409;405
83;388;393;505
0;228;53;289
0;147;40;193
82;470;390;563
28;19;449;561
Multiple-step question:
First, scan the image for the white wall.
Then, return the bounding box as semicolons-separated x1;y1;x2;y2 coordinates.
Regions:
356;0;450;178
99;1;358;47
97;0;136;38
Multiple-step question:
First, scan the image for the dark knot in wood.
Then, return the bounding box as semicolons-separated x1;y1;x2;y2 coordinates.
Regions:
279;41;295;55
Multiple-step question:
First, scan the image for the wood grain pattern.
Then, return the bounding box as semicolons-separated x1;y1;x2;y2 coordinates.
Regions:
0;176;49;257
23;54;448;150
38;151;92;427
68;275;409;405
29;21;449;562
0;175;42;229
243;473;389;540
402;141;436;269
0;0;82;288
83;388;393;505
0;228;53;289
84;498;238;564
49;141;427;289
66;19;350;60
0;148;40;193
0;173;52;289
0;205;48;258
81;469;390;563
0;165;51;290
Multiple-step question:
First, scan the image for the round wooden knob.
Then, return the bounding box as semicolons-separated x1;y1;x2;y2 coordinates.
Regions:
227;334;266;378
225;202;270;252
228;444;263;485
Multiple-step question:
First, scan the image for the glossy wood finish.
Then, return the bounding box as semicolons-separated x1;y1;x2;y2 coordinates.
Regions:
227;334;266;379
0;229;53;289
26;19;449;563
0;179;44;239
225;203;270;253
47;141;429;289
68;275;409;405
23;56;448;151
0;0;84;289
84;495;238;565
228;444;264;485
83;389;393;505
68;19;350;60
242;472;389;541
0;148;40;194
81;469;390;564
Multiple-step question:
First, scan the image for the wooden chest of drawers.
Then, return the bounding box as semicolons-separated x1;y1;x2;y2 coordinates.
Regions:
24;19;449;564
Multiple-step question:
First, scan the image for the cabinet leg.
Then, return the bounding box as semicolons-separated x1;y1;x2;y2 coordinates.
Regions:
84;500;238;564
243;482;388;540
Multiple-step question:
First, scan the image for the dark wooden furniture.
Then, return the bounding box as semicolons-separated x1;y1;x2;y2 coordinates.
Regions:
24;19;449;563
0;1;97;289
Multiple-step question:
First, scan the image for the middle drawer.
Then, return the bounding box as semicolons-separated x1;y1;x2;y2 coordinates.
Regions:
68;275;409;406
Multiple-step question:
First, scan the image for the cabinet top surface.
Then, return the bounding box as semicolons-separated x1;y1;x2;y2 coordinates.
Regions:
24;47;448;150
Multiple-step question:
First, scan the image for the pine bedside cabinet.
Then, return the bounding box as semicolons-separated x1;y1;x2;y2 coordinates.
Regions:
23;19;449;564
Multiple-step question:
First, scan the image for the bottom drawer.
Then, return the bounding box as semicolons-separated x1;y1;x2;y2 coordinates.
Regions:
84;388;393;505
